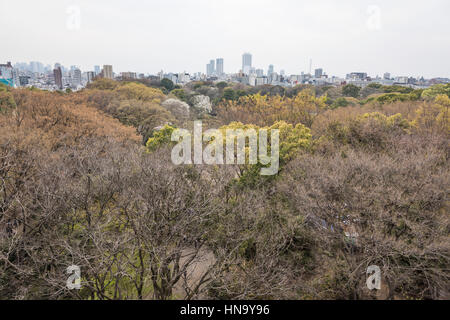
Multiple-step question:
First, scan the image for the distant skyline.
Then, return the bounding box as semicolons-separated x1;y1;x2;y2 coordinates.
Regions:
1;0;449;78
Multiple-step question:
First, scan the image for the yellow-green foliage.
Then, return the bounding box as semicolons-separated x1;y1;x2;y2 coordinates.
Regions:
363;91;422;105
114;99;175;130
87;78;119;90
216;121;311;185
360;112;410;129
421;83;450;99
412;94;450;133
324;112;410;149
218;120;311;164
114;82;165;103
145;124;176;151
217;90;326;127
270;120;312;162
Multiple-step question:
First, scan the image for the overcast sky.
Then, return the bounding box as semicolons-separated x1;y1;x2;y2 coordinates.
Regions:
1;0;449;78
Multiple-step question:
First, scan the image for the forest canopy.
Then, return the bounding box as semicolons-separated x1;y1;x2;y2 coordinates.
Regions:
0;81;448;300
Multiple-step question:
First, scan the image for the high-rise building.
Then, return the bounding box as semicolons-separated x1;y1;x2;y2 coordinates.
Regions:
30;61;44;73
315;68;323;78
102;65;113;79
346;72;367;80
121;72;137;79
216;58;224;76
383;72;391;80
86;71;95;83
242;53;252;74
94;65;101;76
53;66;63;89
72;68;82;86
206;60;215;76
256;69;264;77
268;64;274;76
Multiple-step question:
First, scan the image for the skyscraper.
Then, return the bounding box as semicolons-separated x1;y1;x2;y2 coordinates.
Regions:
72;68;82;86
242;53;252;74
268;64;274;76
30;61;44;73
314;68;323;78
94;65;101;75
102;65;113;79
53;66;63;89
206;60;215;76
216;58;224;76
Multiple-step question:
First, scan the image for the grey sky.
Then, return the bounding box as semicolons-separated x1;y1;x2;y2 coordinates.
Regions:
1;0;449;78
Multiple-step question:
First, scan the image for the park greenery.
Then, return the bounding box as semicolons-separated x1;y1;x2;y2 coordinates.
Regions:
0;79;448;300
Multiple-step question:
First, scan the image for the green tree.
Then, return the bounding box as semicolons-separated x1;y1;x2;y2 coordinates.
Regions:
223;88;236;101
216;82;228;90
171;88;187;102
342;84;361;98
160;78;174;91
332;97;349;109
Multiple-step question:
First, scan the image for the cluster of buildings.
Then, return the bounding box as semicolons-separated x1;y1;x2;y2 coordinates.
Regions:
206;58;224;77
0;62;118;91
343;72;435;88
1;54;448;92
226;53;447;89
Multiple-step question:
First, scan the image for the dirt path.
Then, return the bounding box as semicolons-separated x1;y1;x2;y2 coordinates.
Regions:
173;247;216;299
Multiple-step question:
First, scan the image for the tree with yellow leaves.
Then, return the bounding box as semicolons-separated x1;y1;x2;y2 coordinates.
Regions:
216;91;326;127
413;94;449;134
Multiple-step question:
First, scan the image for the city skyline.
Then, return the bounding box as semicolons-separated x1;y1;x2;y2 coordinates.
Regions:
9;56;449;83
1;0;449;78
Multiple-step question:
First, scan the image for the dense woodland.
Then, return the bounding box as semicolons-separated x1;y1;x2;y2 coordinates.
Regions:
0;79;448;299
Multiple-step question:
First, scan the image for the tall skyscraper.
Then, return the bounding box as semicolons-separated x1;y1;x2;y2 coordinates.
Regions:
30;61;44;73
242;53;252;74
72;68;82;86
216;58;224;76
206;60;215;76
94;65;101;75
314;68;323;78
268;64;274;76
102;65;113;79
53;66;63;89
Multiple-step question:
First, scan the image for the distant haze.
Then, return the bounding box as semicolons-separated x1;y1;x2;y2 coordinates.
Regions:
1;0;449;78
